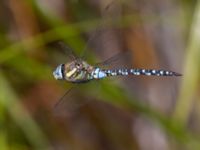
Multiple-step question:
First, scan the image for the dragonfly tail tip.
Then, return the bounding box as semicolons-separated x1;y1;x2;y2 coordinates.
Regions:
174;72;182;76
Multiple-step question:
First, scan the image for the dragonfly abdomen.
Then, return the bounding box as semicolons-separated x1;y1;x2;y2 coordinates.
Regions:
102;68;181;78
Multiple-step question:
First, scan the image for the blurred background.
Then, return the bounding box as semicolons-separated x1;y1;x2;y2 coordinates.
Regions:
0;0;199;150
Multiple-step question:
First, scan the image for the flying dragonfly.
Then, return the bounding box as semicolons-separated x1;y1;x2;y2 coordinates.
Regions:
52;41;182;114
53;1;182;94
53;44;181;84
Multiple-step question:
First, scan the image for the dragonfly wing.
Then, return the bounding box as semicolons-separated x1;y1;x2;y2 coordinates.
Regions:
54;86;74;110
57;41;78;61
53;85;97;117
95;50;132;68
80;0;123;60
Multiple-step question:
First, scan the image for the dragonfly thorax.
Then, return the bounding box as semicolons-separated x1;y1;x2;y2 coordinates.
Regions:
53;59;95;83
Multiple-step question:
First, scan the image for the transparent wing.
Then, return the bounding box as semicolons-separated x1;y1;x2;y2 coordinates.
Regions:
80;0;123;61
54;87;82;117
50;41;78;66
57;41;78;61
53;82;101;117
95;50;132;68
54;86;74;110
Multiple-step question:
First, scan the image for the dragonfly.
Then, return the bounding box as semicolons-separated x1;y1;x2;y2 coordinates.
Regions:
52;42;181;113
53;44;181;83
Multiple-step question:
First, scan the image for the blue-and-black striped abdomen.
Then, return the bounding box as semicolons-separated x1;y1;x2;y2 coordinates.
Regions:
91;68;181;80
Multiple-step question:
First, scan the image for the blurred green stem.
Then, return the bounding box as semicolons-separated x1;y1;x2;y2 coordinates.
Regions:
0;72;50;149
173;1;200;125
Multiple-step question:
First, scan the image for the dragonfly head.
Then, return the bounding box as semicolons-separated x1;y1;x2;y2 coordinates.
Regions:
53;64;65;80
